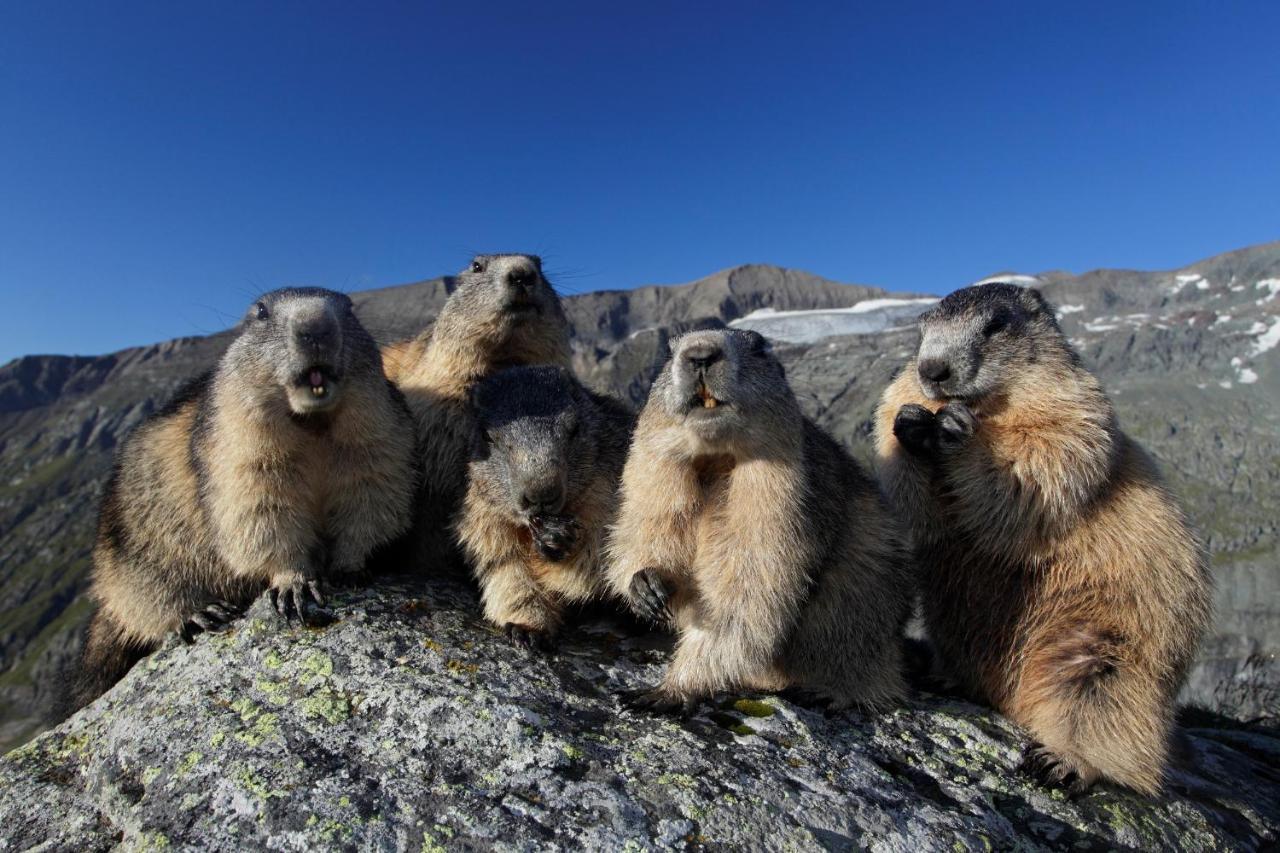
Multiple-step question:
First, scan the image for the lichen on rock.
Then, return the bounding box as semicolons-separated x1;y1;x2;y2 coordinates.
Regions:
0;578;1276;851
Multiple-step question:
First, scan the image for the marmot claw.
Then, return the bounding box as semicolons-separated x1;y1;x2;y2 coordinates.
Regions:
504;622;553;652
1018;745;1094;797
621;687;699;717
269;577;326;624
177;600;245;644
529;513;581;562
893;403;939;457
629;568;673;625
937;401;978;447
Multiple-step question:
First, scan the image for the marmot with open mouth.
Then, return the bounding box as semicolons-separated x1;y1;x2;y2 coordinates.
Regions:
607;327;912;713
72;288;416;707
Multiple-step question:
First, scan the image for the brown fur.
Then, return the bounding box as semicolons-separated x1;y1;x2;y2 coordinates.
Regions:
389;255;571;572
607;328;911;710
74;289;416;707
874;284;1212;794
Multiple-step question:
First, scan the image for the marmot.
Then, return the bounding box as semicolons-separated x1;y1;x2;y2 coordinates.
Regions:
874;283;1212;795
456;365;635;648
606;327;911;713
388;254;572;571
73;288;417;707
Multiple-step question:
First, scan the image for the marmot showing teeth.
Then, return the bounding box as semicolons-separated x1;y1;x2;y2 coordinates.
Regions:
456;365;634;649
388;254;572;572
607;327;911;713
875;283;1212;795
73;288;416;707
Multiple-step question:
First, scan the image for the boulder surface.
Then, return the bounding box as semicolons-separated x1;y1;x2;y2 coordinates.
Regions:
1;578;1277;851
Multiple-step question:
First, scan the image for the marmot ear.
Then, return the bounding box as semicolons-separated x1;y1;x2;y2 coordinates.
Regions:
467;381;489;414
741;329;770;354
467;421;490;462
1020;287;1054;316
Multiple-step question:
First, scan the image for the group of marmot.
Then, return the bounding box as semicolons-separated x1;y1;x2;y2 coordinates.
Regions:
74;255;1212;797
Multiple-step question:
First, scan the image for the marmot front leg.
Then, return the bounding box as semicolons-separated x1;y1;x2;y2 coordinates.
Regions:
622;630;724;717
476;558;563;651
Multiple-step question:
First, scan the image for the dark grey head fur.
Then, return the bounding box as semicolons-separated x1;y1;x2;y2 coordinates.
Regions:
222;287;381;416
914;283;1071;401
653;327;797;445
441;254;564;333
470;365;621;521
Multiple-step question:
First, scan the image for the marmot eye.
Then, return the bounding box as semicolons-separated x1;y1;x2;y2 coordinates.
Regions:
255;303;269;321
471;260;485;274
983;316;1008;337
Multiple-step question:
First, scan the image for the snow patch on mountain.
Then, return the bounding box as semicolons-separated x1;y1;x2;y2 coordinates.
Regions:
971;274;1041;287
1257;279;1280;302
1251;317;1280;356
1172;273;1208;295
730;298;939;344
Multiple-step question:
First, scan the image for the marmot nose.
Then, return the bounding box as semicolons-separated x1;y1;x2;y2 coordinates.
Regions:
682;342;723;372
918;358;952;383
520;481;564;514
506;268;536;291
295;320;338;353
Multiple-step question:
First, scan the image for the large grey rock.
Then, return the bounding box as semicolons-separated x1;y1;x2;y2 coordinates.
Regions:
0;579;1276;851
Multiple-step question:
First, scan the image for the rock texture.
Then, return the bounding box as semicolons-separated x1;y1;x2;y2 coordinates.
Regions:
1;579;1277;851
2;243;1279;751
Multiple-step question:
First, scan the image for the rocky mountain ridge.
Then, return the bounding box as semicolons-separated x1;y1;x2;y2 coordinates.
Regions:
1;243;1278;753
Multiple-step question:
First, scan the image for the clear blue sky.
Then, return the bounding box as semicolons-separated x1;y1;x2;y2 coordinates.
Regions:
2;2;1278;361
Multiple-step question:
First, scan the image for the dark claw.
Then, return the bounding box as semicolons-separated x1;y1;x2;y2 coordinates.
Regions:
504;623;552;652
893;403;939;458
1018;746;1093;797
780;687;840;718
270;578;327;624
781;687;832;708
189;613;217;633
530;514;580;562
176;599;245;643
621;687;698;717
629;569;673;625
937;401;978;448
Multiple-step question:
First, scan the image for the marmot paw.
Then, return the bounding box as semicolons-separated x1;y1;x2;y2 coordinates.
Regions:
269;576;326;624
530;514;581;562
893;404;939;457
1018;744;1094;797
176;600;245;644
937;401;978;448
621;687;699;717
780;687;841;718
504;622;553;652
629;569;674;625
